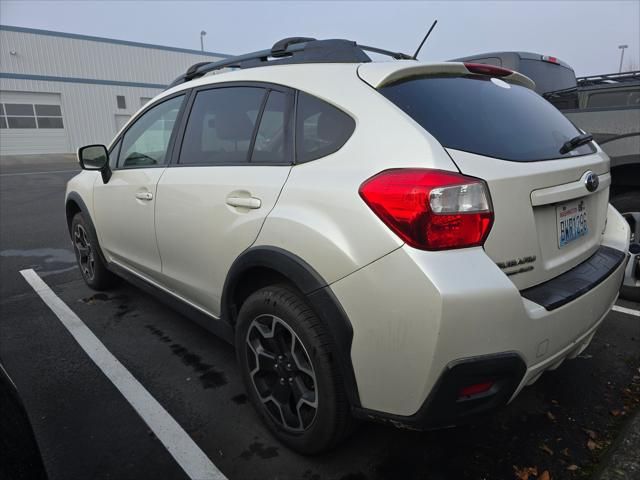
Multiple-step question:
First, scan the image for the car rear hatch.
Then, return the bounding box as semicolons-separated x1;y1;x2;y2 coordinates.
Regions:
360;61;611;290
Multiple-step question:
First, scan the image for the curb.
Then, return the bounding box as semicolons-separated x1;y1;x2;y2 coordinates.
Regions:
594;410;640;480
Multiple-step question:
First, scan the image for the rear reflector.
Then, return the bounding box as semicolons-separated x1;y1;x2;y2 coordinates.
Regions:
359;169;494;250
464;62;513;77
458;381;495;399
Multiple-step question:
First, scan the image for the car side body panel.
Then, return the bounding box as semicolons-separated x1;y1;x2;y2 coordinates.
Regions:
155;165;292;315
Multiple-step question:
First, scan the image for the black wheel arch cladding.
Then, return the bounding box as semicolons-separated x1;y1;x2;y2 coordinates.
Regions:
66;192;110;267
222;246;361;408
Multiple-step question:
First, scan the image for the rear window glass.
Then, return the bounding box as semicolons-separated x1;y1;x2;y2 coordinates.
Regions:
518;59;577;93
380;76;595;162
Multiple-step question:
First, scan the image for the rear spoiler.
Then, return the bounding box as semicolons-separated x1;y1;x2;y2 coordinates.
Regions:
358;61;536;91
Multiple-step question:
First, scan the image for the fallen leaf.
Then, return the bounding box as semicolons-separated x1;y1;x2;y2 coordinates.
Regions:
587;439;600;451
540;443;554;456
540;471;551;480
547;411;556;421
561;448;570;457
611;409;622;417
583;428;598;440
551;399;559;405
567;464;579;471
513;465;538;480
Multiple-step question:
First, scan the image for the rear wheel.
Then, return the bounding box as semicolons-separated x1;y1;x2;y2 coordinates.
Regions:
235;284;353;454
611;192;640;302
71;213;117;290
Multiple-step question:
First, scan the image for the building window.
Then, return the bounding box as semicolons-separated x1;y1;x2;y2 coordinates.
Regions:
4;103;37;129
0;103;64;129
35;104;64;129
117;95;127;109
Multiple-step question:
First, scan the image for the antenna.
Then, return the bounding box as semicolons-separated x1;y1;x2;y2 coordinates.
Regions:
412;20;438;60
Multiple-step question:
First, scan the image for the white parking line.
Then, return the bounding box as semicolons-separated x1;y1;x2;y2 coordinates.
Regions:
612;305;640;317
0;169;79;177
20;269;227;480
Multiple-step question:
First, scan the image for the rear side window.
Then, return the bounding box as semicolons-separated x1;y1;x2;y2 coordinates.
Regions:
296;92;355;163
251;90;292;164
180;87;265;165
381;76;595;162
587;90;640;108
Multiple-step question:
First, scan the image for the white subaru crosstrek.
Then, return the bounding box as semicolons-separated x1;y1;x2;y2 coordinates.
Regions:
66;38;630;454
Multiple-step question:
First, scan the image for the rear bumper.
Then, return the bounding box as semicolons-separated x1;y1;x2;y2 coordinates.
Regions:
331;204;630;424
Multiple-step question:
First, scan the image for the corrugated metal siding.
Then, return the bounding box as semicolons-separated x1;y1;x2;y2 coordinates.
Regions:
0;30;224;84
1;78;162;153
0;29;225;154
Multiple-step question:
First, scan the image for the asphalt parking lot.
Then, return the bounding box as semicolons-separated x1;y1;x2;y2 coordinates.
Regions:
1;156;639;480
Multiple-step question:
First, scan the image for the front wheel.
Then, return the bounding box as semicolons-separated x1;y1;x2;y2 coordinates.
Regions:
71;213;117;290
235;284;353;454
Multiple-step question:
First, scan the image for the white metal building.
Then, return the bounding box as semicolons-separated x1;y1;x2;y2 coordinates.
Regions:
0;25;228;155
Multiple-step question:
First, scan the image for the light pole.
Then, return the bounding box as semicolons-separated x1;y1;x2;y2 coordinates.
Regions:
200;30;207;52
618;44;628;73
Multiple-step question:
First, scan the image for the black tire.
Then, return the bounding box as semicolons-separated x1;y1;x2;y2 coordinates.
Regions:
235;284;354;454
611;191;640;302
71;213;117;290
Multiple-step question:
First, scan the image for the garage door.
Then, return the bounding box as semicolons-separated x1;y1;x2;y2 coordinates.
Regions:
0;91;71;155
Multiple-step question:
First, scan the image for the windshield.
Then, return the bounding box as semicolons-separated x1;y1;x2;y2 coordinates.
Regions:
380;75;595;162
518;59;577;94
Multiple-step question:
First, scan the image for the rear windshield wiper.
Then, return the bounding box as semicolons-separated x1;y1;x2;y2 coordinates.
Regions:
559;133;593;154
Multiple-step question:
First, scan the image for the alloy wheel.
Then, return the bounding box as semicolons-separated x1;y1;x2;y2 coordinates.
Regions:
73;223;95;281
245;314;318;432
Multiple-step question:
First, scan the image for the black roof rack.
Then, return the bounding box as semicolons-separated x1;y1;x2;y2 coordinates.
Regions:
544;70;640;98
576;70;640;87
167;37;413;89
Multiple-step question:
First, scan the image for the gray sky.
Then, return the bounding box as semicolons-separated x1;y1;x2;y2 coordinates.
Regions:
1;1;639;76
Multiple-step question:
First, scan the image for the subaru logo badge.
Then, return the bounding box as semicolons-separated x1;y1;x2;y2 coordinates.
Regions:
585;171;599;192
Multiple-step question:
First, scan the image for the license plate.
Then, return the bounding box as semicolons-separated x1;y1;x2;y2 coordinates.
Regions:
557;199;588;248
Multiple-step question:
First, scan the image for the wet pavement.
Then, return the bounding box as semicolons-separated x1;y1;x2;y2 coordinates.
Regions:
1;157;639;480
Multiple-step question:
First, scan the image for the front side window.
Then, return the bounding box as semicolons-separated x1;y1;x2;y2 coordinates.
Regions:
119;94;184;168
295;92;355;163
179;87;265;165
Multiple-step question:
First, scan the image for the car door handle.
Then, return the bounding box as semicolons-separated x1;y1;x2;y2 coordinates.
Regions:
135;192;153;201
226;196;261;209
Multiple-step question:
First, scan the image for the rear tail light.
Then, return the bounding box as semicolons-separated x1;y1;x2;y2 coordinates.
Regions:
359;169;494;251
464;62;513;77
542;55;559;64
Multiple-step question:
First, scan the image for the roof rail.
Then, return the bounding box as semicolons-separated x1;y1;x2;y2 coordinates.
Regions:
167;37;413;89
576;70;640;87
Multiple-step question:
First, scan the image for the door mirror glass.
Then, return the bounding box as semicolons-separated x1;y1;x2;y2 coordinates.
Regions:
78;144;108;170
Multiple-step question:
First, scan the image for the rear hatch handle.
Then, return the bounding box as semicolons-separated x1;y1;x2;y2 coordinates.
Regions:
531;171;610;207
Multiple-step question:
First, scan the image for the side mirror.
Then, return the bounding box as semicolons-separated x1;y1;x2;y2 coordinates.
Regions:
78;144;112;183
78;144;108;170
